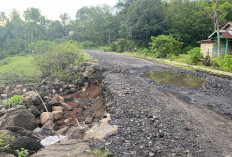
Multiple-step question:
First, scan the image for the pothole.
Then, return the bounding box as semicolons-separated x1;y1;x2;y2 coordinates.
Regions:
141;71;208;88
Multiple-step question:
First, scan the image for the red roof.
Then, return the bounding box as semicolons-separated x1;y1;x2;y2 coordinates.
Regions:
222;31;232;39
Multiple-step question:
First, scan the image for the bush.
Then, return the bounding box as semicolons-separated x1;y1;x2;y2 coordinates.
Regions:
27;40;56;53
149;35;182;58
78;41;96;49
5;95;25;108
33;41;84;80
110;38;135;53
186;47;203;65
217;55;232;72
16;148;29;157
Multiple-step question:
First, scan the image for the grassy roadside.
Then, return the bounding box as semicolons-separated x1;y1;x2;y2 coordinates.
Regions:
122;52;232;78
0;55;40;85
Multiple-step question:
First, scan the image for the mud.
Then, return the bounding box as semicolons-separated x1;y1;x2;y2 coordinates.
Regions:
141;71;208;88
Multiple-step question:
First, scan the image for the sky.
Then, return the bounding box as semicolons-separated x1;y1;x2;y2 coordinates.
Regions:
0;0;118;20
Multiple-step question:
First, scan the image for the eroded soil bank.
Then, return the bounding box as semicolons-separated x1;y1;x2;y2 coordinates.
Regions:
86;50;232;157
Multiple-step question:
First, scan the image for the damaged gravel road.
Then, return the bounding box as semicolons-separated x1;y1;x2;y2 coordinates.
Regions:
85;50;232;157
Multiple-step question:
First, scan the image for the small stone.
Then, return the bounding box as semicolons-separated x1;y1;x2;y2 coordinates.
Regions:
1;94;7;98
185;123;192;131
159;132;164;138
67;106;73;111
85;117;93;124
22;88;27;93
52;111;63;120
16;85;22;89
52;89;56;94
56;120;63;125
59;96;65;102
149;152;154;156
52;106;64;112
64;95;73;101
64;119;69;123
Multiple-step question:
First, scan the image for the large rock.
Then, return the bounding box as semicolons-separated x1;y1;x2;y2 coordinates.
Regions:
0;105;36;130
31;139;91;157
9;136;42;153
29;105;41;117
40;112;54;125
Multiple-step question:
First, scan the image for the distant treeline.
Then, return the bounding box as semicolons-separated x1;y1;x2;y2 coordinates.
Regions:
0;0;232;58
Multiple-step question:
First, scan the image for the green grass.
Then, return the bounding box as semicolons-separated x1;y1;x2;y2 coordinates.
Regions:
121;51;232;77
0;55;40;85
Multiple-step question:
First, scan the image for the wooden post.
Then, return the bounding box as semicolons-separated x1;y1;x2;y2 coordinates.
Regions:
216;0;221;57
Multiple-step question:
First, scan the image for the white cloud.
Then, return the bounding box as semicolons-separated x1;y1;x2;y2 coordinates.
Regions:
0;0;118;20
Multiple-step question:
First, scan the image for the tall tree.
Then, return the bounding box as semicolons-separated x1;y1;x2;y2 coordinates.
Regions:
125;0;165;45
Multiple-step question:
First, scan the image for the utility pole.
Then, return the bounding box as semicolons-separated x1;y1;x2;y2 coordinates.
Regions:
216;0;221;57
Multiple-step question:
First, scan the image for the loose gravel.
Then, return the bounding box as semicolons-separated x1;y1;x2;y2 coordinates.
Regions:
86;50;232;157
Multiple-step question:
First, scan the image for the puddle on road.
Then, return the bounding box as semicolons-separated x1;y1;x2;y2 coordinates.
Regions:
141;71;208;88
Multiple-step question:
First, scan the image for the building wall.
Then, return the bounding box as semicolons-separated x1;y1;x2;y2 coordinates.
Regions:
200;43;214;58
212;39;231;57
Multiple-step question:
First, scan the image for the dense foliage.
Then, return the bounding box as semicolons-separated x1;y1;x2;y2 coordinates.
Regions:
0;0;232;58
186;47;203;65
217;55;232;72
149;35;183;58
33;41;84;80
110;38;135;53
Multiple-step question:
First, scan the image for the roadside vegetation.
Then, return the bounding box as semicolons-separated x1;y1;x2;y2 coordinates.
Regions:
0;0;232;79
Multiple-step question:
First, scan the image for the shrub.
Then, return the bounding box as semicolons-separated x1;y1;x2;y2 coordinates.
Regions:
149;35;183;58
87;149;111;157
27;40;56;54
142;48;150;56
217;55;232;72
186;47;203;65
5;95;25;108
110;38;135;53
33;41;84;80
16;148;29;157
78;41;96;49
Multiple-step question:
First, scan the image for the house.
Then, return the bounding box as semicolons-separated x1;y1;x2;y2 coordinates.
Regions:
198;22;232;58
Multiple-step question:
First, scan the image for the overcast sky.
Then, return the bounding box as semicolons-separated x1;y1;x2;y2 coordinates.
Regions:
0;0;118;20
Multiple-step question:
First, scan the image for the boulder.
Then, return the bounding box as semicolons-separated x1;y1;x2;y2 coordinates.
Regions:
0;105;36;130
29;105;41;117
9;136;43;153
40;112;54;125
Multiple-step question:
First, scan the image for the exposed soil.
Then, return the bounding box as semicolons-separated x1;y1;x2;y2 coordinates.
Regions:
85;50;232;157
59;83;105;128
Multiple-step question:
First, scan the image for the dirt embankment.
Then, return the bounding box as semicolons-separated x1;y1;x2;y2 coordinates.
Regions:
85;50;232;157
